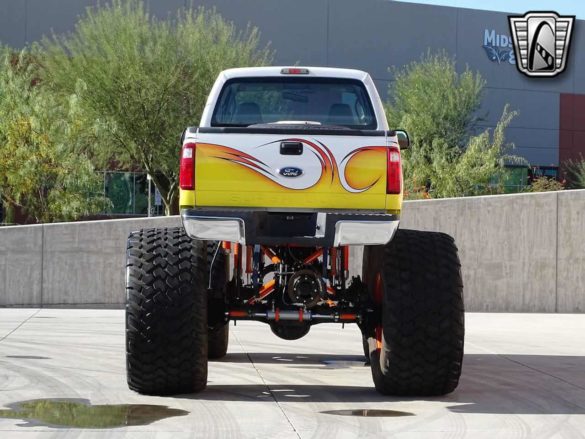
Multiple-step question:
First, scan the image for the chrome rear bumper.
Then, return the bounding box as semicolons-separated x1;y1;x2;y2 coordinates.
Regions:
181;209;399;246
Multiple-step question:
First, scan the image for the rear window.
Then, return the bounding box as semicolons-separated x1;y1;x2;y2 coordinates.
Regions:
211;77;377;130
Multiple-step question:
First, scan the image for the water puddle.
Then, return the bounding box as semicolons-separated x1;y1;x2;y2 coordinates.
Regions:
0;399;188;429
321;409;414;417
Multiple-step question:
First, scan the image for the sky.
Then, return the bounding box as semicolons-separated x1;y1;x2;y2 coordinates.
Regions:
395;0;585;18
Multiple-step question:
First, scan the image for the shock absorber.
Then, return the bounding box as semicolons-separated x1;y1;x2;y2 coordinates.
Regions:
321;247;329;300
343;246;350;280
252;245;261;289
330;247;338;281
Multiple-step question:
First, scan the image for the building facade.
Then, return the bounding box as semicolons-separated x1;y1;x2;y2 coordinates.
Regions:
1;0;584;170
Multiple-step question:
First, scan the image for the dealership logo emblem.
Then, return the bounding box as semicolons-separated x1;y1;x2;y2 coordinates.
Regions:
509;11;575;77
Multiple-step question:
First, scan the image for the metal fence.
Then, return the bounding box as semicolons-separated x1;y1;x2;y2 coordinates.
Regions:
101;171;164;216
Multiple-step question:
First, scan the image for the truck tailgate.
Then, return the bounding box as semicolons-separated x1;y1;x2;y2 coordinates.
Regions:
193;131;390;210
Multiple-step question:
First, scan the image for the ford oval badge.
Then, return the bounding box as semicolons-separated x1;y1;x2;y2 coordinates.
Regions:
279;167;303;178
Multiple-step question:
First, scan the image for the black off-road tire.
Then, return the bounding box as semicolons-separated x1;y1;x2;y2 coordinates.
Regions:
208;324;229;359
207;242;229;359
362;335;371;365
126;227;208;395
363;229;464;396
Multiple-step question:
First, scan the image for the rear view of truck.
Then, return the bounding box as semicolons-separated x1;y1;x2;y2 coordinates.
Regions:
125;67;465;397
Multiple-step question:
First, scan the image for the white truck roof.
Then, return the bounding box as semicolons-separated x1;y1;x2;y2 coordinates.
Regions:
220;66;370;81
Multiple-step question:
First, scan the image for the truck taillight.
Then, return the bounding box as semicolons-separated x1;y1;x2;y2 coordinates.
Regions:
386;147;401;194
180;142;196;190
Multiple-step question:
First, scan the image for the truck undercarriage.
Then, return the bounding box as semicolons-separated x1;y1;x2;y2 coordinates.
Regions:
213;243;370;339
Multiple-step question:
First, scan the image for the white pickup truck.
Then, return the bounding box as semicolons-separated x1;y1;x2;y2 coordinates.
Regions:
125;67;465;397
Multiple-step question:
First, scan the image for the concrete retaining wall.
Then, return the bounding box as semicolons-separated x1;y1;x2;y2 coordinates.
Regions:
1;190;583;311
400;192;559;312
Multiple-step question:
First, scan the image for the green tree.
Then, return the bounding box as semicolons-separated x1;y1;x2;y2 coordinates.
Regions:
386;51;522;198
41;0;272;215
0;50;108;223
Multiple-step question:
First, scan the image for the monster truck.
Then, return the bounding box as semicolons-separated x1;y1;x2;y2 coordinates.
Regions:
125;67;464;396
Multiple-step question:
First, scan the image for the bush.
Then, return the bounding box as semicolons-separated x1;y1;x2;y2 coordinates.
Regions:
529;177;564;193
387;51;524;198
563;156;585;189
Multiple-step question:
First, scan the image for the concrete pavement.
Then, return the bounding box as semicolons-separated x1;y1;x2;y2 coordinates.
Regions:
0;309;585;438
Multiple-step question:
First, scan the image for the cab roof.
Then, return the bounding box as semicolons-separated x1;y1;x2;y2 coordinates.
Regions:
220;66;370;81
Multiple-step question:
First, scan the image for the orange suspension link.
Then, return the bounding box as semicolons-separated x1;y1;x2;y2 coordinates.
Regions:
262;246;281;264
303;248;323;265
247;279;276;304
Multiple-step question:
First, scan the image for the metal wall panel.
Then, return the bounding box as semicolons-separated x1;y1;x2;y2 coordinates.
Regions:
571;18;585;94
190;0;329;66
0;0;26;48
327;0;458;81
477;87;560;130
25;0;97;44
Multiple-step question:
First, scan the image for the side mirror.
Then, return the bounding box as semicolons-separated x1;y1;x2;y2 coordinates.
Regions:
395;130;410;150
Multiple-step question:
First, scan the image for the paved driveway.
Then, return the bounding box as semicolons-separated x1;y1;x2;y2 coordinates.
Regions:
1;309;584;438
